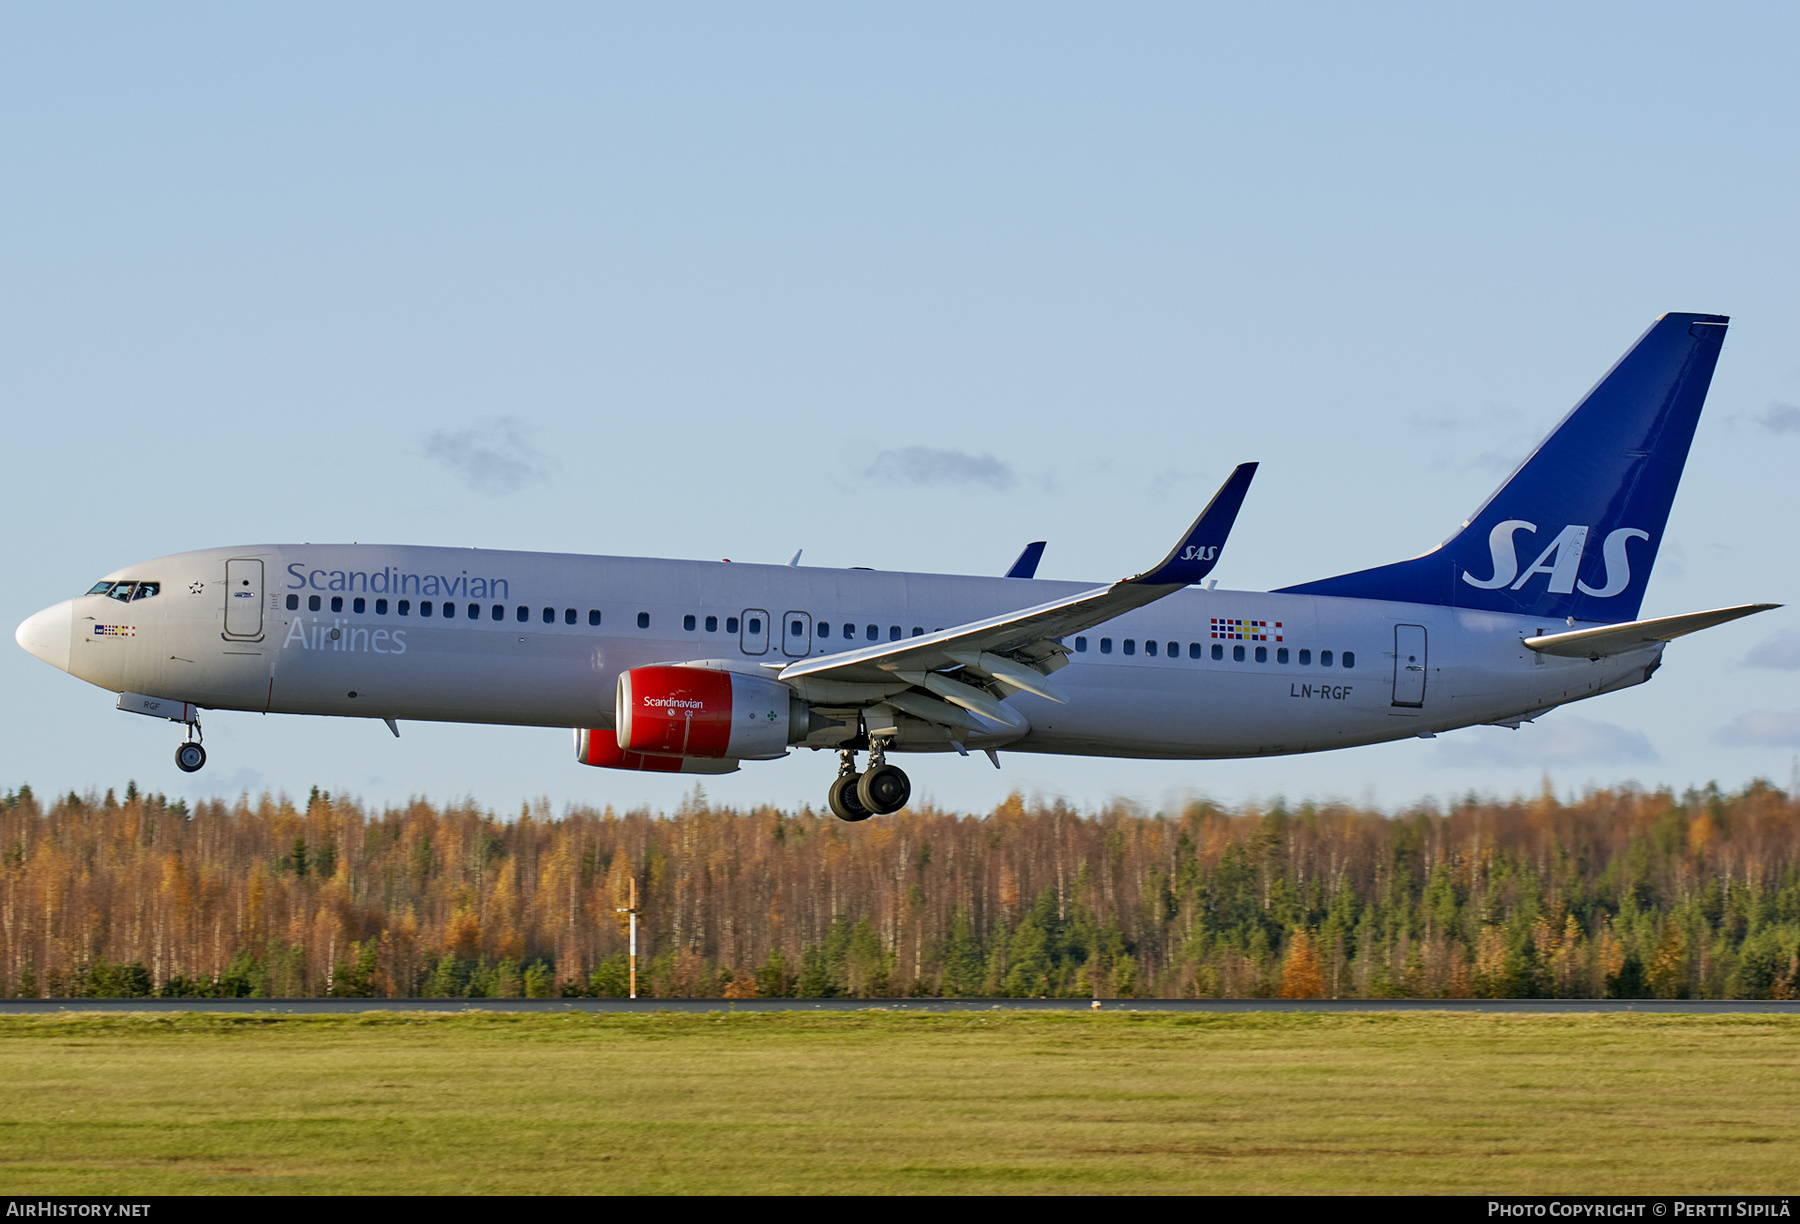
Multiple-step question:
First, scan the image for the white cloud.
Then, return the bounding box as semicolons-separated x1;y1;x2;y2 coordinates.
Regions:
1759;403;1800;435
1715;710;1800;748
423;418;549;495
865;447;1013;491
1429;715;1656;769
1743;630;1800;670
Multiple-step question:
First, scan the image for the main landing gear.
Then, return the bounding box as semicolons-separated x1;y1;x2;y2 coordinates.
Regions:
827;744;912;822
174;720;206;773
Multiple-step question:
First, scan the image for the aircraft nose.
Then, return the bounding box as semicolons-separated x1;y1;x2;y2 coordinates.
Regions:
15;600;73;673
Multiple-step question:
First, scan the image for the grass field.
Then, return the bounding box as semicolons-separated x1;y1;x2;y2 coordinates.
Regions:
0;1009;1795;1195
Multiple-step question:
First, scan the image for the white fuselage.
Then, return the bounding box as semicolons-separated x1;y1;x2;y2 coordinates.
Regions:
32;543;1660;761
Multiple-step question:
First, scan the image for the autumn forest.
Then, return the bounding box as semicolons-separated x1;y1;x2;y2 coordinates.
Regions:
2;778;1798;1000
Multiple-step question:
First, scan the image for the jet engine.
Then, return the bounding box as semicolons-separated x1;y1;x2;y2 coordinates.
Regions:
573;728;740;774
615;664;817;760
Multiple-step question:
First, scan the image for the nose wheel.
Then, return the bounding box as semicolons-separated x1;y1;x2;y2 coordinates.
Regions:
826;747;910;821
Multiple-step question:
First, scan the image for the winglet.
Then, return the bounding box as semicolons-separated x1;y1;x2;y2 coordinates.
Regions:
1004;541;1047;579
1127;462;1258;586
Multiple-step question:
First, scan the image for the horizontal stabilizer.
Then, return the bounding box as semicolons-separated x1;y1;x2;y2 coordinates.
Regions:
1524;603;1779;658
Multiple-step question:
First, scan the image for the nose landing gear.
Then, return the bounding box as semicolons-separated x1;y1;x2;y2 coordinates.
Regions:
174;721;206;773
826;743;911;822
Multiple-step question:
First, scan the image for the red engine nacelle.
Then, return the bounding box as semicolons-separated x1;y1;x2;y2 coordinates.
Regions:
616;665;808;760
573;729;740;774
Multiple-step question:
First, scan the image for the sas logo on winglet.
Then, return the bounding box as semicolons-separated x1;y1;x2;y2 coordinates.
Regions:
1179;545;1219;563
1461;521;1649;597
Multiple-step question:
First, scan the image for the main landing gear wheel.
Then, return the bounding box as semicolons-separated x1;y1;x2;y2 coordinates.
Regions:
857;763;911;815
175;742;207;773
828;773;872;822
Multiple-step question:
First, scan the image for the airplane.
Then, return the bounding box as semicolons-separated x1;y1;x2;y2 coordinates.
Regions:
14;312;1777;821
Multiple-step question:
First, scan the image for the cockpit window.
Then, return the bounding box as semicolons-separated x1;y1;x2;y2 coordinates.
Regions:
88;580;160;602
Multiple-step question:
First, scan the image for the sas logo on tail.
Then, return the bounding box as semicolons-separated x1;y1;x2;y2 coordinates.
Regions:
1179;545;1219;563
1462;521;1649;597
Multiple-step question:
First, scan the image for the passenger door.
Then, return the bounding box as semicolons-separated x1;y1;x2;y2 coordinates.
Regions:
1392;623;1426;707
224;558;264;639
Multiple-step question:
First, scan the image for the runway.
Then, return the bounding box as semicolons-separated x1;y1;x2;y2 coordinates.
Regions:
2;997;1795;1015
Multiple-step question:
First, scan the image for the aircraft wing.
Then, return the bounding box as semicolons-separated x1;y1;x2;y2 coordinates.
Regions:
1523;603;1780;659
778;464;1256;722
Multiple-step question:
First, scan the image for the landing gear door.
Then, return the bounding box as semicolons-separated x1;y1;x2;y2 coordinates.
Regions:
1393;623;1426;707
224;558;264;639
740;609;770;656
782;611;812;657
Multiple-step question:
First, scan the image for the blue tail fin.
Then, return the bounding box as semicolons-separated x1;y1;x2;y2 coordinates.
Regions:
1278;312;1728;623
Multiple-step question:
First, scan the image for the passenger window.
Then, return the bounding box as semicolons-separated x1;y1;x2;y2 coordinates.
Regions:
637;612;649;629
567;609;578;625
589;610;601;626
889;626;901;641
399;600;411;616
791;620;804;637
1212;644;1223;660
542;607;554;624
286;594;299;611
1299;649;1311;665
1075;637;1087;652
1255;646;1267;663
1167;641;1177;658
1343;651;1355;668
353;597;366;614
1321;650;1333;667
727;617;740;634
309;595;322;612
468;603;480;620
1189;642;1201;659
818;622;830;637
491;604;503;621
377;599;389;615
865;624;878;642
421;601;433;617
1277;647;1289;664
1123;639;1136;656
706;615;718;632
330;596;344;613
749;617;762;635
685;615;698;632
516;606;528;623
1233;645;1245;662
913;627;924;637
1145;640;1157;657
1100;638;1112;654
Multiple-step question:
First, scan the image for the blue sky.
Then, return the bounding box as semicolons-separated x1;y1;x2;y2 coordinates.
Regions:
5;3;1799;817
